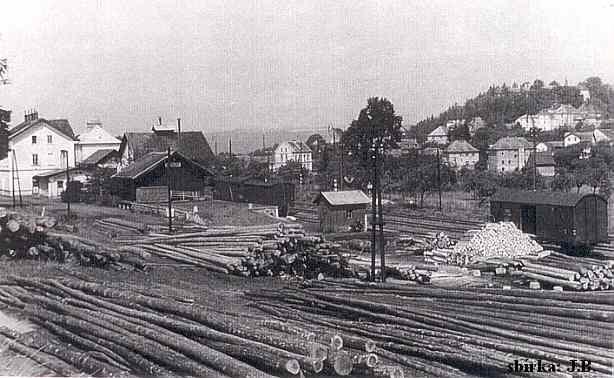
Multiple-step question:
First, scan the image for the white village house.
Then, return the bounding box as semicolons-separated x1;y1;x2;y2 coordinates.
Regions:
0;111;78;197
487;136;533;172
426;125;448;145
271;140;313;172
74;120;121;162
444;140;479;170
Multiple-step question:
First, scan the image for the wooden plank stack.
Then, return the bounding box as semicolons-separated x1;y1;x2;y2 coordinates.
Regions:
0;276;404;377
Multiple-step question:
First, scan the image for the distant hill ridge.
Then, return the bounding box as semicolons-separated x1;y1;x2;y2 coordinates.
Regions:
412;77;614;143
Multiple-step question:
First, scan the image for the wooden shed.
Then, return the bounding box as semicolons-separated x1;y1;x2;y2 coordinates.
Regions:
111;150;214;201
490;189;608;246
212;177;295;216
313;190;371;233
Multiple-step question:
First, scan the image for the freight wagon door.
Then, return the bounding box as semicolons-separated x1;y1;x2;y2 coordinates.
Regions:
520;206;536;234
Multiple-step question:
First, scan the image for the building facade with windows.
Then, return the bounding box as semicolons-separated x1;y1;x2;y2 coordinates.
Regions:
271;140;313;172
487;137;533;172
0;111;77;197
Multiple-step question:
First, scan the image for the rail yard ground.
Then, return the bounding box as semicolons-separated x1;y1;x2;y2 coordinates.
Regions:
0;197;613;377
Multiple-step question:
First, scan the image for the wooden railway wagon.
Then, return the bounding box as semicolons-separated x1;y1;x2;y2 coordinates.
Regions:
490;189;608;248
212;176;295;216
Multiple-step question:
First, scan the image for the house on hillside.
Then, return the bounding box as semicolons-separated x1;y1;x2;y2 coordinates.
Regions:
593;129;614;145
313;190;370;233
271;140;313;172
117;124;215;172
111;150;214;201
467;117;486;135
526;152;556;177
0;110;78;197
445;140;479;170
563;131;595;147
426;125;448;145
515;103;604;132
487;137;533;172
74;120;121;162
535;141;564;153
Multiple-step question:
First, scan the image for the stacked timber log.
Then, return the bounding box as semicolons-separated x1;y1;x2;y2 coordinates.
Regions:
427;222;542;266
0;208;144;270
115;223;355;279
0;276;405;377
256;278;614;377
513;251;614;291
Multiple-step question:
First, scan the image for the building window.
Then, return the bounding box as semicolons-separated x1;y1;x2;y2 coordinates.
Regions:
345;210;353;219
60;150;68;168
32;154;39;166
47;135;52;144
32;136;37;144
57;181;64;191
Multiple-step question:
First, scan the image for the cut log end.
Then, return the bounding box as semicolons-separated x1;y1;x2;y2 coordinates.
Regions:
332;350;353;376
284;359;301;375
364;339;376;353
330;334;343;351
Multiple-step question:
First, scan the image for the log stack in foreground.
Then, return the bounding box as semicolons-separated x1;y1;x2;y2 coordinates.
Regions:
513;252;614;291
0;208;143;270
0;276;404;377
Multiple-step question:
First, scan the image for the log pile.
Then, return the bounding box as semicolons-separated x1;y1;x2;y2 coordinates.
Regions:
0;208;144;270
255;278;614;377
514;251;614;291
113;223;355;279
0;276;405;377
428;222;542;266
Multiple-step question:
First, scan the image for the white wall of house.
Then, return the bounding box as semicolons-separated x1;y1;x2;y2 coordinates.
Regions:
446;151;479;170
0;122;76;196
488;148;530;172
75;124;121;162
271;141;313;171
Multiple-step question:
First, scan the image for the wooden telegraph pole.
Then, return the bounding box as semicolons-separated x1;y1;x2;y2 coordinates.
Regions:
65;152;70;218
377;140;386;282
167;147;173;233
370;140;377;281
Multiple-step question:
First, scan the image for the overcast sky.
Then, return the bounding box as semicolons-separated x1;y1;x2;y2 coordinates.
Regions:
1;0;613;136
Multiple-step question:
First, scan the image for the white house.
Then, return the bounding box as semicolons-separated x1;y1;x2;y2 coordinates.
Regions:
487;137;533;172
74;120;121;162
563;131;595;147
426;125;448;145
515;103;604;131
445;140;479;170
535;141;564;153
271;140;313;172
0;111;77;197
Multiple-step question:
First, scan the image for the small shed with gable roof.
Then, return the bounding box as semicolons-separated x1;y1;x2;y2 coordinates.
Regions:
313;190;371;233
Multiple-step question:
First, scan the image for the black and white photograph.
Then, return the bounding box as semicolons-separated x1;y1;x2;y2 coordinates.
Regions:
0;1;613;376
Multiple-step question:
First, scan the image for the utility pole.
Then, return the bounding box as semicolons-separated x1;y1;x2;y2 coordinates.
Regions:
530;128;538;191
370;141;377;282
10;149;15;209
229;137;232;156
436;147;442;212
65;152;70;218
167;147;173;233
377;141;386;282
339;141;344;191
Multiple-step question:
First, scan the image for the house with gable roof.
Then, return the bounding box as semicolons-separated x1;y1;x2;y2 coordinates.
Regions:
487;136;533;172
74;120;121;163
271;140;313;172
0;110;78;196
445;140;479;170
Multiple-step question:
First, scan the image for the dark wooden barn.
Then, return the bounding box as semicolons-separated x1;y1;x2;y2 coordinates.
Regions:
490;189;608;246
313;190;371;233
111;150;214;201
212;177;295;216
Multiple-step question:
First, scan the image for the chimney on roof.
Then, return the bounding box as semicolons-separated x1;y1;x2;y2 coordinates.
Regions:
158;116;162;126
24;109;38;122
